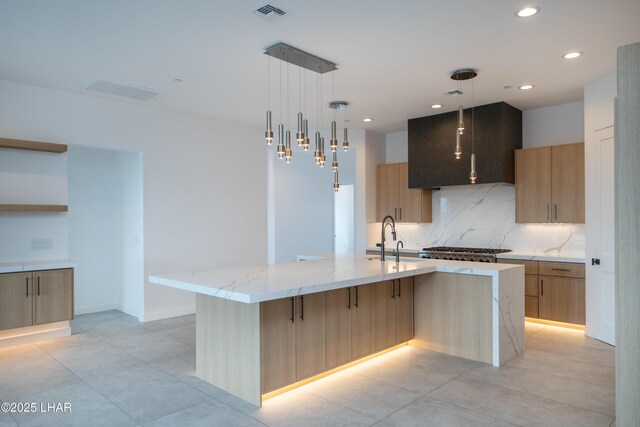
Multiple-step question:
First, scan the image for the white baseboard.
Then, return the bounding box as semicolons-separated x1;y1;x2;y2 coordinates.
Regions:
0;322;70;348
74;302;119;315
141;306;196;323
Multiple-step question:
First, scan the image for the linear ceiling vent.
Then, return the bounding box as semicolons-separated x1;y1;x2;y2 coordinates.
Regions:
252;4;287;21
84;80;161;101
443;89;464;96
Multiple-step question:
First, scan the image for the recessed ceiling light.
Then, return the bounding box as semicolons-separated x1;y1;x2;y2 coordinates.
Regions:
519;84;534;90
431;104;442;109
516;6;540;17
562;52;582;59
363;118;374;122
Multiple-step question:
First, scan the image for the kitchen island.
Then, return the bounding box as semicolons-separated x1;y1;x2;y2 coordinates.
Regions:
149;254;524;406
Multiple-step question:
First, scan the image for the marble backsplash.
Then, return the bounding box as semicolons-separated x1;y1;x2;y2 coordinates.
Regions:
367;183;585;255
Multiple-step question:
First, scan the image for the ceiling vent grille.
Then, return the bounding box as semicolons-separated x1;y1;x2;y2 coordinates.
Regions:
84;80;161;101
252;4;287;21
443;89;464;96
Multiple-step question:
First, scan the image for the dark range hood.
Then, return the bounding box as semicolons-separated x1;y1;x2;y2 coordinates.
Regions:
408;101;522;188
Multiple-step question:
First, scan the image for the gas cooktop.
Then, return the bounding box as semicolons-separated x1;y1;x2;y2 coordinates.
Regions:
422;246;512;254
420;247;511;263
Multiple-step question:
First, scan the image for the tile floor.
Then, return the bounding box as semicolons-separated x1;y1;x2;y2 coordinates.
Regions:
0;312;616;426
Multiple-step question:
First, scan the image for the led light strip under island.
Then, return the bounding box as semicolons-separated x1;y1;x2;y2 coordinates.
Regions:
149;254;525;407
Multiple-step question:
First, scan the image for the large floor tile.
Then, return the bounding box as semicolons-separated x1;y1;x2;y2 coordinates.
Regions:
524;322;545;337
143;398;264;427
46;341;144;379
464;363;615;416
346;350;461;395
0;344;45;363
7;383;137;427
429;375;614;427
151;353;196;381
301;370;421;420
506;348;615;389
83;365;211;423
392;346;479;373
36;331;102;354
106;330;194;363
0;411;17;427
72;317;147;339
142;314;195;331
526;335;615;368
219;388;377;427
0;350;79;400
382;396;517;426
159;324;195;346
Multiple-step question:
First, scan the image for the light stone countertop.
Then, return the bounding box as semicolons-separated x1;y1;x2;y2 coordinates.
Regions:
149;253;521;304
0;260;77;274
496;252;586;263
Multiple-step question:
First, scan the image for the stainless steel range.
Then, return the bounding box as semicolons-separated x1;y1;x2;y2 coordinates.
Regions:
419;246;511;263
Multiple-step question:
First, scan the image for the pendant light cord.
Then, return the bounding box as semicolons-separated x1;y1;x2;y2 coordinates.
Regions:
287;63;290;128
267;55;270;110
471;78;475;153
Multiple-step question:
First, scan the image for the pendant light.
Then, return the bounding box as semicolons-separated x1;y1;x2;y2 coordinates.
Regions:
263;42;346;191
265;56;273;144
450;69;477;160
469;77;477;183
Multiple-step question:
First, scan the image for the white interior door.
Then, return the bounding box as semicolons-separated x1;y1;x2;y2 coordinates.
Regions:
585;126;615;345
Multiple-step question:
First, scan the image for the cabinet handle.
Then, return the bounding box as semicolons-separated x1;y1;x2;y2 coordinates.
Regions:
541;280;544;296
554;204;558;221
394;207;397;220
546;205;549;223
398;281;401;298
399;208;402;220
37;276;40;296
300;295;304;321
355;286;359;308
290;297;294;323
26;277;29;298
391;280;396;299
347;287;351;310
551;268;570;272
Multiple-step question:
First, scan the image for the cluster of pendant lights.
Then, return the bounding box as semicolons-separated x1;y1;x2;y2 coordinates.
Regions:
264;49;349;192
451;69;478;184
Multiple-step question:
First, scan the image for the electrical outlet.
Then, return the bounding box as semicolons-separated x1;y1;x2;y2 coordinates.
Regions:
31;239;53;251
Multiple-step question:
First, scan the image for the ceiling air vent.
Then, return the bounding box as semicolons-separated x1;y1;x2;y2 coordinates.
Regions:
443;89;464;96
84;80;161;101
252;4;287;21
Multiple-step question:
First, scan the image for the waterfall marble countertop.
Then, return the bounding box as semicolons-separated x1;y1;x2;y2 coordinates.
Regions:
496;252;585;263
0;260;77;274
149;253;522;304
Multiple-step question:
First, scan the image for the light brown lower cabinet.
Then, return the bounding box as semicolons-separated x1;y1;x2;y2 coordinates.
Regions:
539;276;586;325
0;269;74;331
261;279;413;394
295;293;325;380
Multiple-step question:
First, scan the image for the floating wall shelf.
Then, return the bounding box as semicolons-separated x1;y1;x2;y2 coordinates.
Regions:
0;137;67;153
0;204;68;213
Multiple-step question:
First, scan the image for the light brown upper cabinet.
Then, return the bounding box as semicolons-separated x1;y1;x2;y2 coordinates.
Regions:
377;163;432;223
515;143;585;223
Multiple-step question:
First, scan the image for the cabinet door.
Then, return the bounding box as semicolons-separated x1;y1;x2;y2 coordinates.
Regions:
525;274;539;297
397;163;431;223
33;269;73;325
325;288;352;369
373;281;396;352
525;296;539;318
261;298;296;393
395;277;414;344
351;285;374;360
296;293;325;380
551;143;585;223
0;272;33;330
515;147;552;223
539;276;585;325
377;163;399;221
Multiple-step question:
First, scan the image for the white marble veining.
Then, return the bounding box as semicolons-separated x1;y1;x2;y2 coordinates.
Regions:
0;259;76;274
497;252;585;263
368;183;586;256
149;254;519;304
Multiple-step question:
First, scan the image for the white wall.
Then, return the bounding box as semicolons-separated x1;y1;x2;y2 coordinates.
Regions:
372;101;587;253
0;149;68;262
522;101;585;148
0;80;267;321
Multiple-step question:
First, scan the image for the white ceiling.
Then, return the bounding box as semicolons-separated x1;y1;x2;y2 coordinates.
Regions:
1;0;639;134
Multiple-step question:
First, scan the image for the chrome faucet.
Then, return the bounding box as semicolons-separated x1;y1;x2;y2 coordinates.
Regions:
395;240;404;262
380;215;397;261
